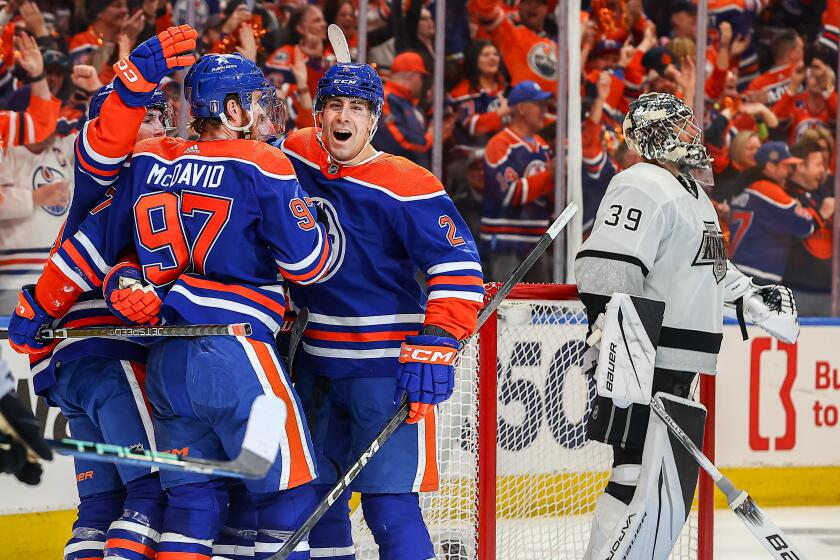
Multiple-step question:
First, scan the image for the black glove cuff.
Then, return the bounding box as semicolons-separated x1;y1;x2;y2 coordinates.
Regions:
421;325;456;339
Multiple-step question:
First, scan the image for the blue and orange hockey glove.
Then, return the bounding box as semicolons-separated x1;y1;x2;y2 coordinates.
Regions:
395;332;458;424
113;24;198;106
7;286;55;354
103;260;161;325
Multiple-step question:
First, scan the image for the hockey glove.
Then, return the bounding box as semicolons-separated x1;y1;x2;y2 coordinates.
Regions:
0;392;52;462
395;334;458;424
113;25;197;106
743;284;799;343
723;277;799;343
103;260;162;325
7;286;55;354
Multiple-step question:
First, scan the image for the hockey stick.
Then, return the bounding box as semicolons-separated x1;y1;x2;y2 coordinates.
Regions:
650;396;806;559
327;24;351;63
269;202;578;560
50;394;286;479
285;307;309;373
0;323;252;340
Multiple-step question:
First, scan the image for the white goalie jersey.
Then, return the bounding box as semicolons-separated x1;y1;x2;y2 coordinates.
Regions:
575;162;726;373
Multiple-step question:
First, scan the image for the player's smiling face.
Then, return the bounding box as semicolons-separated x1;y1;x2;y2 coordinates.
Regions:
320;96;375;162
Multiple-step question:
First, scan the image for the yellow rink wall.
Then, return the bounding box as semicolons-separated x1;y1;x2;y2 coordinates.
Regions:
2;466;838;559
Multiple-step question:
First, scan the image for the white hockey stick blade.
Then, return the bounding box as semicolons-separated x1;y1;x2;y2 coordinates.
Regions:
328;24;351;63
729;491;808;559
235;394;286;475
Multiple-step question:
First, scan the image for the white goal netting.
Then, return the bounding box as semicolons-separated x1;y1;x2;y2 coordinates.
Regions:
350;291;702;559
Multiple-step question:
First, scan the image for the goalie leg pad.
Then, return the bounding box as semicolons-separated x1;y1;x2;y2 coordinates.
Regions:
586;393;706;560
587;369;696;448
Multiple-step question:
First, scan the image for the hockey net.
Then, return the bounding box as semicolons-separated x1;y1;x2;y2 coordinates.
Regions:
351;284;714;559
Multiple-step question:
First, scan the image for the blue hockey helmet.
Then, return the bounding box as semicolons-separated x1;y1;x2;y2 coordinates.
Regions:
314;62;384;118
88;83;173;129
184;53;283;135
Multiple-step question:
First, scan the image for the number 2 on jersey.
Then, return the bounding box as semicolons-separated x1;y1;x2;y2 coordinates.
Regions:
134;191;233;286
439;215;465;246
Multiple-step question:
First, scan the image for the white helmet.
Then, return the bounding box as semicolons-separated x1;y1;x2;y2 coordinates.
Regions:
623;92;710;169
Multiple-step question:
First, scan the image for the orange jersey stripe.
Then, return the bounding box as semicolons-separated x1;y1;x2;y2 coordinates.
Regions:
427;275;484;287
180;275;285;316
247;340;313;486
304;329;415;343
281;234;330;283
105;538;155;559
420;409;439;490
74;141;122;177
156;553;210;560
62;242;103;287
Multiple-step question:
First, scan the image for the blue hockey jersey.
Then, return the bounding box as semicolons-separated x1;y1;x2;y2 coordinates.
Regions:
280;128;483;379
728;178;816;282
43;135;331;346
481;127;553;254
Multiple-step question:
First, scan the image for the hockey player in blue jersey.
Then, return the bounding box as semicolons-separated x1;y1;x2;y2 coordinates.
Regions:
6;26;196;560
11;51;332;560
278;59;484;559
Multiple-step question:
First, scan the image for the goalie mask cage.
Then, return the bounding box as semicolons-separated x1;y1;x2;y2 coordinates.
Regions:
351;283;715;559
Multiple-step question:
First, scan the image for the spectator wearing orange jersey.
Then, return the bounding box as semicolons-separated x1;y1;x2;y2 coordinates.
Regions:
744;29;805;107
0;33;59;152
474;0;557;91
784;137;835;315
448;40;509;154
773;58;838;144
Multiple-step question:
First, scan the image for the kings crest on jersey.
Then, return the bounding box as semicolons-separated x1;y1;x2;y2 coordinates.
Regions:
575;162;728;373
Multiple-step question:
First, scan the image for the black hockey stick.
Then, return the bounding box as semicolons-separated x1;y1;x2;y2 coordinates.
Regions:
49;394;286;479
650;396;806;559
269;202;578;560
0;323;252;340
285;307;309;372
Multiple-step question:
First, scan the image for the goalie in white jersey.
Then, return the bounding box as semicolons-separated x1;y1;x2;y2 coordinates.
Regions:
575;92;800;559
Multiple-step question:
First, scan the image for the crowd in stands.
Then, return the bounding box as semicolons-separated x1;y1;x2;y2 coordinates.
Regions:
0;0;838;315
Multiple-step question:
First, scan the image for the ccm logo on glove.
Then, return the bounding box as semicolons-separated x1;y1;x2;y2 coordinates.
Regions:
115;59;139;83
399;344;456;365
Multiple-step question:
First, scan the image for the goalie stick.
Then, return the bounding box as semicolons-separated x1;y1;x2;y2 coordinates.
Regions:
49;394;287;479
650;396;806;559
0;323;252;340
269;202;578;560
